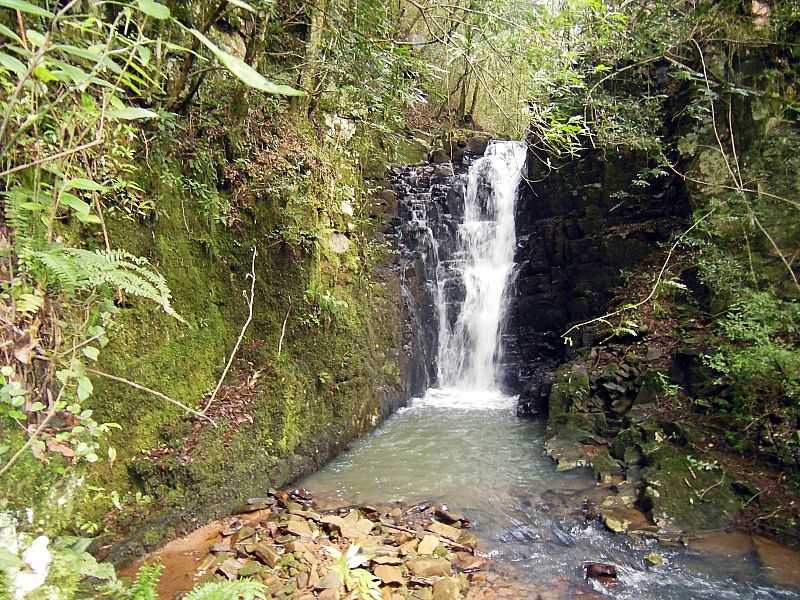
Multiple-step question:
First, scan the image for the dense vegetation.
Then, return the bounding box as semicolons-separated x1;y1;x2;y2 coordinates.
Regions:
1;0;798;596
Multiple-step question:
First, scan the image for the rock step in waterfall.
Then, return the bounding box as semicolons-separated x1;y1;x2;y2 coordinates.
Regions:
391;140;527;395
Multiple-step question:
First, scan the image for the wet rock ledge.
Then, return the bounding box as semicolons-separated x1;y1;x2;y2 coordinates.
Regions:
128;488;528;599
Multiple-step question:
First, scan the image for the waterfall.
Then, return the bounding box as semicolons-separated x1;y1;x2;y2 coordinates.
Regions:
436;141;527;390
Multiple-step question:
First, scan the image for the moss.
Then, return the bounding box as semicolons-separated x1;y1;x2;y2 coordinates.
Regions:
1;115;404;559
641;442;742;532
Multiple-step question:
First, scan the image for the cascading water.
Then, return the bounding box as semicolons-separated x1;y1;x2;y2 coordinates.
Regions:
301;143;800;599
437;141;527;390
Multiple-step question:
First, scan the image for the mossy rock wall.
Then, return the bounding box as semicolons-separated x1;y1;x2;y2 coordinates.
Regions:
0;109;410;563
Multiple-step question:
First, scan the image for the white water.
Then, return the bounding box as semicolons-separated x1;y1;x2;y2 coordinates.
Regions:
436;141;528;389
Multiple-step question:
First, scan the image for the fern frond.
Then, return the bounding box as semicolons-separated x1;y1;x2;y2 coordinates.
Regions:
25;247;184;321
183;579;268;600
127;563;163;600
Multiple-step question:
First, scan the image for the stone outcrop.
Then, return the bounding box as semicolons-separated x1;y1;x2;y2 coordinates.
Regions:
506;145;691;413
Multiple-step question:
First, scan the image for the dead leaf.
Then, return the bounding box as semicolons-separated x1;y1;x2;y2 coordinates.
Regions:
46;438;76;458
13;330;38;365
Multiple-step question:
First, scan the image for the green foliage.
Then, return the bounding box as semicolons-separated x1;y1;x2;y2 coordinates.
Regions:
324;545;381;600
705;291;800;410
125;563;163;600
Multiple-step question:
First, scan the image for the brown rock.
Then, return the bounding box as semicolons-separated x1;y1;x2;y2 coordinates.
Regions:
753;535;800;588
319;589;339;600
418;535;441;555
253;543;281;567
287;518;314;538
374;564;406;585
585;563;617;587
453;552;484;572
456;532;478;550
432;576;461;600
217;558;244;580
428;521;462;542
407;558;452;577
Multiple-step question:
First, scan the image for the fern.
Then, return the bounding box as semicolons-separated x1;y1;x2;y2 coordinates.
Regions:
127;564;163;600
182;579;268;600
25;247;184;321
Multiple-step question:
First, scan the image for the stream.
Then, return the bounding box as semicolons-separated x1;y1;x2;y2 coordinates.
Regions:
302;140;800;599
300;387;799;599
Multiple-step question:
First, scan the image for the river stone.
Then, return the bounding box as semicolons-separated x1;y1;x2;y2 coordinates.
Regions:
432;576;461;600
407;558;452;577
457;531;478;549
418;535;440;555
687;531;754;559
427;520;462;541
753;535;800;588
374;564;405;585
253;543;281;567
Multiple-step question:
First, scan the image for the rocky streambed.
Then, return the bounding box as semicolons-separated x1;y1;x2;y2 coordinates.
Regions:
124;488;537;599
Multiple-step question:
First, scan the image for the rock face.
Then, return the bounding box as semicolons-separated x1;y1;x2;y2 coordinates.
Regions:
386;144;483;390
507;145;690;413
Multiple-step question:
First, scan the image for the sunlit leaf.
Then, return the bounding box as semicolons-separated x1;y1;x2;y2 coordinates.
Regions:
0;51;26;77
0;0;54;18
67;178;105;192
136;0;170;19
0;23;23;44
189;28;305;96
107;107;159;120
228;0;257;12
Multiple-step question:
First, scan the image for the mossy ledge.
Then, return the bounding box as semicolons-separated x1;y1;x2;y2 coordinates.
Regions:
0;106;421;565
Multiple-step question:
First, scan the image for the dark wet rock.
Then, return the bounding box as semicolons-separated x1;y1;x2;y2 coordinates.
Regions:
584;562;618;585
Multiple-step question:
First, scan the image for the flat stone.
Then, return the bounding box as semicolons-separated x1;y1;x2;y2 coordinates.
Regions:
432;576;461;600
407;558;452;577
427;521;462;541
688;531;754;559
238;561;264;577
753;535;800;588
217;558;244;580
287;519;314;538
253;543;281;567
372;555;403;565
418;535;440;555
374;564;405;585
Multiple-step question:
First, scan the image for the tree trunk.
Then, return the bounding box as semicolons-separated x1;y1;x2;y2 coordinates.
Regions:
292;0;328;113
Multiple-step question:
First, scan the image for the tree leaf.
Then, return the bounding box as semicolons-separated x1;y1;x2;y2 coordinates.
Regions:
77;376;93;401
61;193;92;216
0;23;23;44
0;51;27;77
189;28;305;96
0;0;54;18
136;0;170;20
227;0;257;12
82;346;100;361
107;107;159;120
67;178;105;192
